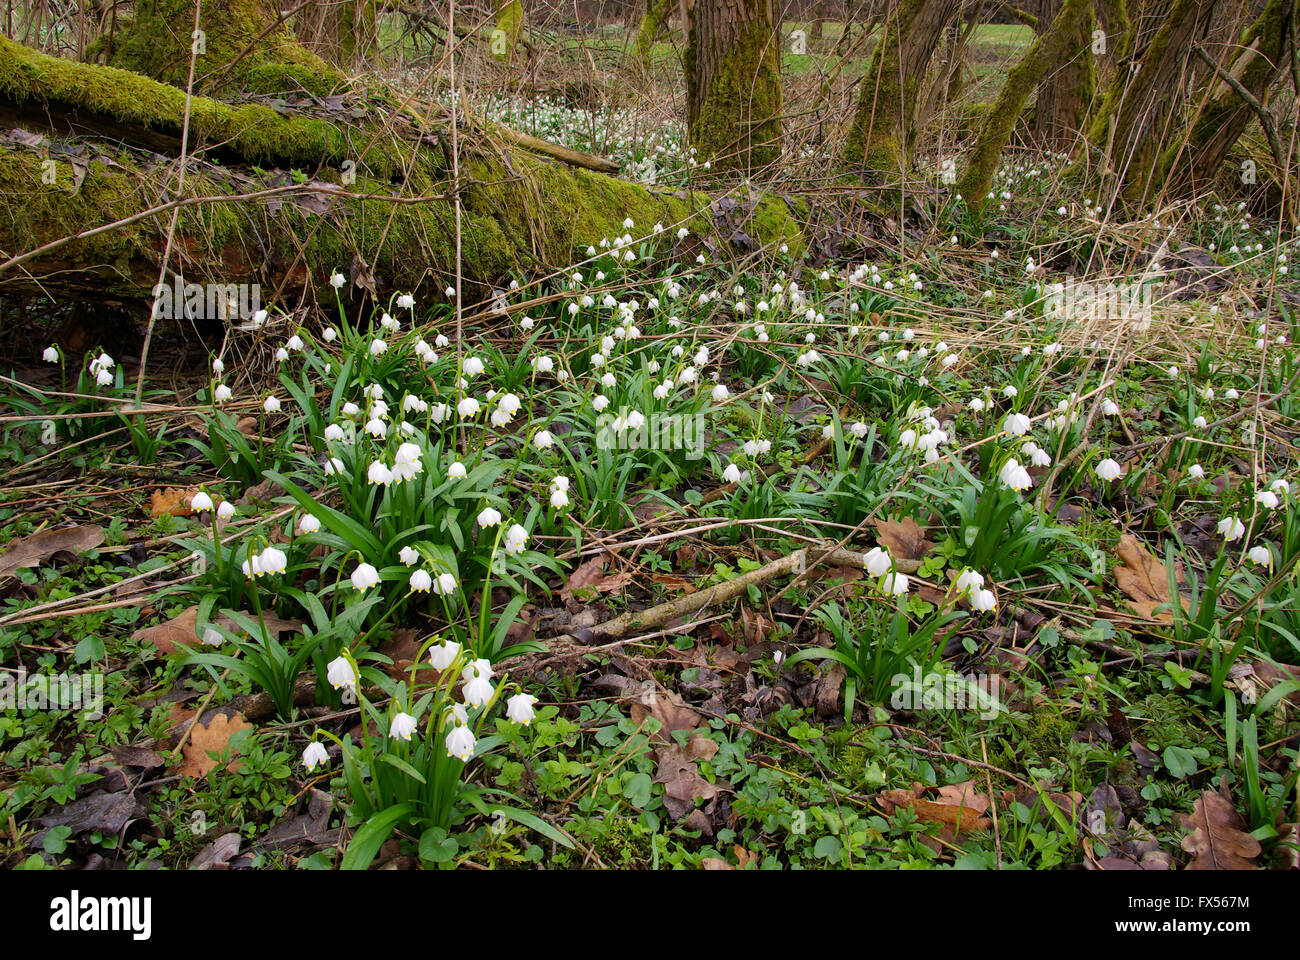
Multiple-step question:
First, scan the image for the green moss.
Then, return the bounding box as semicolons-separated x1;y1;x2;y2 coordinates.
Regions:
0;126;806;305
338;0;379;67
107;0;342;97
0;36;408;177
635;0;673;64
493;0;524;63
243;63;337;97
1153;0;1289;189
841;0;925;172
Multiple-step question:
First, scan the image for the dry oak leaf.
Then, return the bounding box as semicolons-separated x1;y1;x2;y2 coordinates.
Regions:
0;524;105;579
148;486;201;518
561;555;634;604
630;688;703;746
872;516;931;561
1180;790;1261;869
878;780;992;836
133;605;302;656
1113;533;1190;621
179;712;254;779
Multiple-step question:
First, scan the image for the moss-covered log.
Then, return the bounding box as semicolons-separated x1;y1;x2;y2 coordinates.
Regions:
956;0;1092;211
0;36;805;310
841;0;959;173
683;0;783;174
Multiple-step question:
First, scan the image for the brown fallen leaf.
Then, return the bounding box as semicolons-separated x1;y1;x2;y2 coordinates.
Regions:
238;476;285;506
148;486;201;518
1113;533;1189;621
0;524;105;579
872;516;931;561
814;663;846;718
192;832;242;870
31;791;143;849
878;781;992;838
1180;790;1261;869
110;745;165;769
740;605;773;644
132;605;302;656
561;555;633;605
630;689;702;746
654;734;729;819
179;713;254;779
1250;661;1300;707
649;571;697;595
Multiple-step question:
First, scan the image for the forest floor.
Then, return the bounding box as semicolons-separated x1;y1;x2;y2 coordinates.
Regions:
1;33;1298;869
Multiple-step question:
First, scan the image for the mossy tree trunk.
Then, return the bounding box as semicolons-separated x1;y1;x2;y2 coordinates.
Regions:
1092;0;1128;85
1167;0;1296;191
841;0;959;173
1083;0;1220;208
683;0;784;175
956;0;1092;212
636;0;675;63
104;0;343;97
1028;0;1096;149
493;0;525;64
339;0;379;70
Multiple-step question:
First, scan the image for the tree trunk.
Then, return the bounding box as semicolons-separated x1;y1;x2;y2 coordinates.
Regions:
1169;0;1296;191
1084;0;1220;208
339;0;379;69
683;0;784;174
1028;0;1096;149
1092;0;1128;84
841;0;959;173
956;0;1092;209
493;0;525;64
636;0;675;63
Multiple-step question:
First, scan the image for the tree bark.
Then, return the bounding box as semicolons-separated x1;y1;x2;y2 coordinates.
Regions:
1169;0;1296;192
636;0;675;63
1028;0;1096;150
956;0;1092;209
841;0;959;173
493;0;525;64
339;0;380;69
1084;0;1220;207
683;0;784;175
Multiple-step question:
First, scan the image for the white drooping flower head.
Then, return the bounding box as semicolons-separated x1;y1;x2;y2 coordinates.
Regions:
506;693;538;726
326;655;357;692
351;562;380;591
302;742;329;771
389;712;418;741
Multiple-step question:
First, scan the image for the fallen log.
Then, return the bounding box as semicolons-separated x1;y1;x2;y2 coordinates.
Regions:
0;35;806;315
